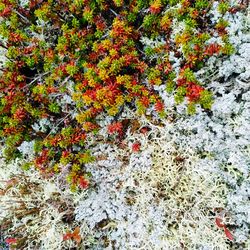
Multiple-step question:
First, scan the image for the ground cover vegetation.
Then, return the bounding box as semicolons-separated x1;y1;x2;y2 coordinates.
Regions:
0;0;245;191
0;1;249;249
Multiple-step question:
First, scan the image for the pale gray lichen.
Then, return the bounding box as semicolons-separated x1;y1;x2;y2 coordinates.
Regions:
74;4;250;249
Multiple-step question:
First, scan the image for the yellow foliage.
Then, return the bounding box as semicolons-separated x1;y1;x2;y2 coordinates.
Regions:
107;106;119;116
82;94;93;105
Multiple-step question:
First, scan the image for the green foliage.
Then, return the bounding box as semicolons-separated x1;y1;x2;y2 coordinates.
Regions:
199;90;213;109
175;86;186;104
49;103;60;113
218;2;230;14
66;64;79;76
195;0;209;10
166;79;175;94
143;14;157;30
21;162;32;171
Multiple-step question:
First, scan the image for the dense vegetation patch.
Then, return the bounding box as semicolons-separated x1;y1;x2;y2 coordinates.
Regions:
0;0;243;190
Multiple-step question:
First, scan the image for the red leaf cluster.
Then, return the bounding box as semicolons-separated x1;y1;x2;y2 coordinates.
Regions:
63;227;81;244
107;122;123;134
186;84;204;102
5;238;17;245
215;217;234;241
132;142;141;152
79;176;89;189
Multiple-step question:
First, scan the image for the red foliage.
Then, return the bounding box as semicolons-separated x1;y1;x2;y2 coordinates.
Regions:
34;149;49;167
5;238;17;244
204;43;221;56
140;96;150;108
4;126;18;135
79;176;89;189
94;15;106;31
215;217;234;241
139;126;150;134
62;150;70;158
186;84;204;102
13;108;26;121
0;6;11;17
177;78;186;87
149;1;162;14
63;227;81;243
70;132;87;144
224;227;234;241
155;101;164;112
107;122;123;134
132;142;141;152
9;32;23;43
215;217;224;228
